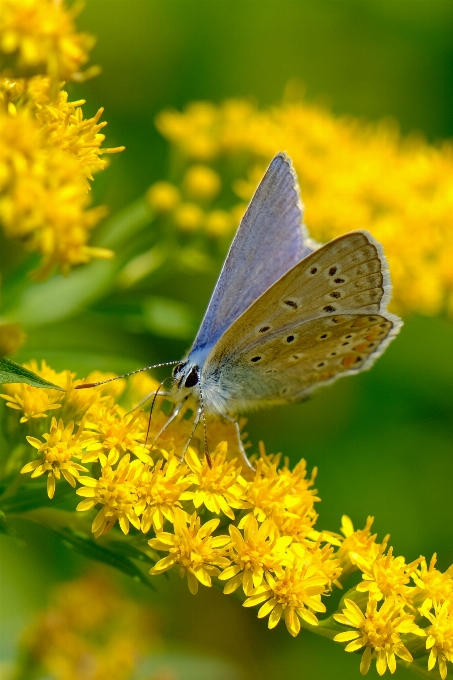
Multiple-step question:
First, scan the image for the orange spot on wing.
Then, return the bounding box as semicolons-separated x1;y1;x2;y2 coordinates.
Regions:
353;343;369;352
342;354;359;368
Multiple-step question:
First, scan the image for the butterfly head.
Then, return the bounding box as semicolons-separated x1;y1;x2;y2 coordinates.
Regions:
172;361;200;399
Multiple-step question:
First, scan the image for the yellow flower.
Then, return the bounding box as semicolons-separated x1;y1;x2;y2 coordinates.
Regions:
334;598;425;675
173;202;204;232
412;554;453;609
0;322;25;356
337;515;380;578
243;559;329;637
0;0;95;81
219;517;292;595
205;209;233;237
149;509;231;594
21;417;87;498
422;601;453;680
0;107;111;277
290;540;342;591
24;76;125;184
240;454;318;527
351;544;421;604
0;359;66;422
76;454;142;538
82;401;150;467
135;457;193;534
146;181;180;213
157;97;453;316
183;164;221;201
184;442;248;520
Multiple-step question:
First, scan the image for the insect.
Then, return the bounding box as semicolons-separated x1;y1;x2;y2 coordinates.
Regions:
76;153;402;470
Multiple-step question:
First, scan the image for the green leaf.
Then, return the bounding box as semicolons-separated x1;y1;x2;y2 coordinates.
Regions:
52;528;156;590
0;357;64;390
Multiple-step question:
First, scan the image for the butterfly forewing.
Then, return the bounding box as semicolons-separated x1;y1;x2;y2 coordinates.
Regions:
191;153;317;350
203;231;402;409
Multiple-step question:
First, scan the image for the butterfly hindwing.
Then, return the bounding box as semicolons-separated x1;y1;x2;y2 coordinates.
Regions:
202;231;402;411
191;153;317;350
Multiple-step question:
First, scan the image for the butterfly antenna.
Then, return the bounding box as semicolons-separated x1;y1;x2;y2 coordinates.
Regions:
74;361;180;389
144;376;173;449
198;377;212;468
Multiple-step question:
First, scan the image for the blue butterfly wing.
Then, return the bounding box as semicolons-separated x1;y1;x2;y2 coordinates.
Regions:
190;152;317;353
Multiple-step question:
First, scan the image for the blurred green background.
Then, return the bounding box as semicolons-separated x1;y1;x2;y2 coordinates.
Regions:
1;1;453;678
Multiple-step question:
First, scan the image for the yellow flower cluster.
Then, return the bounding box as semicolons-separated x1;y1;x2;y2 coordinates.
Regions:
2;360;453;678
12;569;158;680
0;1;123;277
0;0;95;82
154;98;453;316
333;519;453;677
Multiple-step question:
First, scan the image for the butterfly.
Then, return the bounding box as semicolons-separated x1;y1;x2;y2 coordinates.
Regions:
76;153;402;469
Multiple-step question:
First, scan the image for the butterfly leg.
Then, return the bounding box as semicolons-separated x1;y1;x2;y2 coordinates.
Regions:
222;414;255;474
147;398;186;449
126;390;172;416
179;406;202;464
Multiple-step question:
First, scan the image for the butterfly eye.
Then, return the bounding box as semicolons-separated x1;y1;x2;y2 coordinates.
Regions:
184;367;199;388
173;361;187;376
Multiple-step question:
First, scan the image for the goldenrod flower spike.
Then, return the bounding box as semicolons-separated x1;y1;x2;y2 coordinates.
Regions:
157;97;453;316
334;598;425;676
149;508;231;594
21;417;88;499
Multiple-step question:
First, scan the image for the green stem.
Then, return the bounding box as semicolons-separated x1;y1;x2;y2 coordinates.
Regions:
9;507;93;533
95;198;155;249
398;660;434;679
0;473;26;501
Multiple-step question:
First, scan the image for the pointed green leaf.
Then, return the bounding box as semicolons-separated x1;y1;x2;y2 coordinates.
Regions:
0;357;64;390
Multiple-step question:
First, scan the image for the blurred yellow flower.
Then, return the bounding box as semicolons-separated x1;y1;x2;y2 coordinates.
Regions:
76;454;142;537
22;417;88;498
157;97;453;316
174;201;204;232
0;0;95;81
334;598;425;675
149;508;231;594
146;180;180;213
183;164;221;201
0;322;25;356
205;208;232;237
